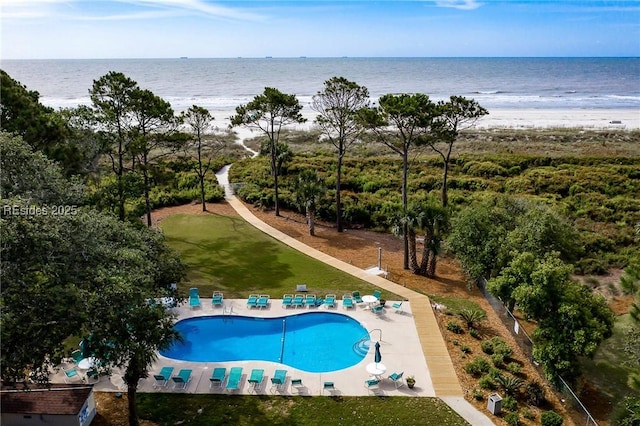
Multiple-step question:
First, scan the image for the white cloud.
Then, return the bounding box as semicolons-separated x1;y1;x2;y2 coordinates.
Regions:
119;0;266;20
434;0;483;10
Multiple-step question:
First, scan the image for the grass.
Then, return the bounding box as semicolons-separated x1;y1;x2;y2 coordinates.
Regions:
581;314;640;403
160;213;398;300
137;394;470;426
427;294;485;316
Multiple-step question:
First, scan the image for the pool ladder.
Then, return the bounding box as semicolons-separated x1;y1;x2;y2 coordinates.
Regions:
353;336;371;357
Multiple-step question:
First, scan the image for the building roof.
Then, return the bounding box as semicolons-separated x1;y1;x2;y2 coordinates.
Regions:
1;383;93;415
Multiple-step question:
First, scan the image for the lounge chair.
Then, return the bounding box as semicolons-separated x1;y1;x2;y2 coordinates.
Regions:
323;381;336;395
70;349;84;364
225;367;243;392
257;294;270;309
290;378;305;394
388;371;404;389
373;290;382;300
152;366;174;388
64;367;82;383
342;294;354;309
189;288;201;309
371;304;384;315
209;367;227;390
324;294;336;308
352;291;364;304
171;369;192;391
246;294;259;309
292;294;305;308
365;378;381;395
211;291;224;307
392;301;403;313
282;294;294;308
270;369;287;393
248;368;264;393
305;294;316;307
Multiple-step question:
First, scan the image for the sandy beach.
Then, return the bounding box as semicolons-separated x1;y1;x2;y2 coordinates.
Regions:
210;108;640;133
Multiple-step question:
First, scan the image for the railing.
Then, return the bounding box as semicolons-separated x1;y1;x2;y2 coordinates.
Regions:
279;319;286;363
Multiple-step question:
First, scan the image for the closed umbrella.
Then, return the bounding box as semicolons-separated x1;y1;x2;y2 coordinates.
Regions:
374;341;382;364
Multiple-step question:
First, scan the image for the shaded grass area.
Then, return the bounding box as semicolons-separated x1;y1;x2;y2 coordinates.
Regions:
581;314;640;405
137;393;470;426
160;214;397;300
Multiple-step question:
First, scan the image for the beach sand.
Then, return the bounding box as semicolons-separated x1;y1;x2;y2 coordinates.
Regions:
210;108;640;132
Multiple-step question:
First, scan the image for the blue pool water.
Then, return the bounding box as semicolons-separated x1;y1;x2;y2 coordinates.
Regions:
160;312;370;372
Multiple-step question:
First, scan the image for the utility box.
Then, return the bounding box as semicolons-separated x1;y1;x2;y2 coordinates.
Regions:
487;393;502;414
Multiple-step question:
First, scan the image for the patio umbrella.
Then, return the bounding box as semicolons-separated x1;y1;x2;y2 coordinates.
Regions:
374;341;382;364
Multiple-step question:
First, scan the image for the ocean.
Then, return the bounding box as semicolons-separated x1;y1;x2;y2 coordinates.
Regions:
2;57;639;116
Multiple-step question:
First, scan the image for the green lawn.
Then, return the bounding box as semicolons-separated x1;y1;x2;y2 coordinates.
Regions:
137;394;470;426
160;214;398;300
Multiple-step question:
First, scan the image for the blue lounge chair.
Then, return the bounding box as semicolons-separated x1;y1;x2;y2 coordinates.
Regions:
153;366;174;388
371;304;384;315
305;294;316;307
365;378;381;395
290;378;305;394
342;294;354;309
324;294;336;308
373;290;382;300
270;369;287;393
352;291;363;304
209;367;227;389
323;381;336;395
388;371;404;389
292;294;305;308
248;368;264;393
246;294;259;308
189;288;201;309
172;369;192;391
282;294;293;308
225;367;243;392
257;295;270;309
392;301;403;313
211;292;223;307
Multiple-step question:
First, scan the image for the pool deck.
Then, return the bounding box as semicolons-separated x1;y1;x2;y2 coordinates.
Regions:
50;192;495;425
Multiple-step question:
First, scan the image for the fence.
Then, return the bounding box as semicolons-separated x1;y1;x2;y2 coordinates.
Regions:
476;278;599;426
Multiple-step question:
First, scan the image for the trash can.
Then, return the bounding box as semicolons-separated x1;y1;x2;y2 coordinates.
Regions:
487;393;502;414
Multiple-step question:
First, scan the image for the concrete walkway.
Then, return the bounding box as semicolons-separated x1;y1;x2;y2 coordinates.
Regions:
223;192;495;426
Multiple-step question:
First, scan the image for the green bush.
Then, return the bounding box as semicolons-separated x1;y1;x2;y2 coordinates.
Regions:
504;412;520;426
464;357;491;377
478;374;497;390
469;328;481;339
491;353;505;368
446;321;464;334
521;407;535;421
502;395;518;411
472;388;484;401
507;362;522;375
540;410;563;426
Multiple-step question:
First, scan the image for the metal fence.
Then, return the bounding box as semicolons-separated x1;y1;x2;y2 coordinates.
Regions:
476;278;599;426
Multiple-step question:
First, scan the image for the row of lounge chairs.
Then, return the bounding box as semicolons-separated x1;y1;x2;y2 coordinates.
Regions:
246;294;270;309
189;288;225;309
282;293;341;308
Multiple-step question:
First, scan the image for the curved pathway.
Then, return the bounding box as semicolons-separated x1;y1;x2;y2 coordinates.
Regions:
216;162;494;425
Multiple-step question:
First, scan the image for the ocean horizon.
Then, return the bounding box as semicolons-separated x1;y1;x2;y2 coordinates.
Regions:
2;57;639;128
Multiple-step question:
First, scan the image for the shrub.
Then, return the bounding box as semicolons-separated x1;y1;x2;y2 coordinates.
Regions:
504;412;520;426
458;308;487;329
481;339;495;355
446;321;464;334
478;375;497;390
507;362;522;375
541;410;563;426
521;408;536;421
502;395;518;411
469;328;481;339
460;345;472;354
491;353;505;368
525;381;546;406
464;357;491;377
472;388;484;401
496;374;524;396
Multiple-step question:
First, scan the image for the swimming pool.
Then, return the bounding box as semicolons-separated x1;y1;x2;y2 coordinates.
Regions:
160;312;370;372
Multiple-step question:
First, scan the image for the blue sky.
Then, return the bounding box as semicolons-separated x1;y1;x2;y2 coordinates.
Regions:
2;1;639;59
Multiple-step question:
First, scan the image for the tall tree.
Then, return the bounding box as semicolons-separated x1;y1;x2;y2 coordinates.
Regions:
429;96;488;207
89;71;139;221
181;105;217;212
312;77;369;232
293;169;326;236
230;87;306;216
360;93;438;269
129;88;177;226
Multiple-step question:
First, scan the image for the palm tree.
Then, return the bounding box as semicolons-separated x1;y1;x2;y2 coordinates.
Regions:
294;170;326;236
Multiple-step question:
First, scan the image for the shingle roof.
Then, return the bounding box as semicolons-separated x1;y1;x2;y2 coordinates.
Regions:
1;384;93;415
